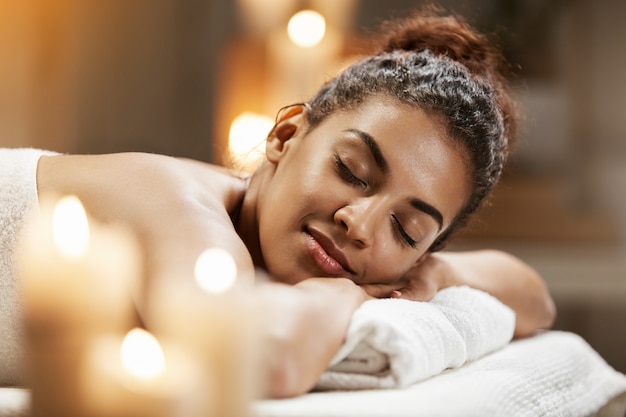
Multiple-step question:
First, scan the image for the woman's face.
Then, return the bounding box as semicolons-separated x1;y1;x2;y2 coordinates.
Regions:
257;96;471;287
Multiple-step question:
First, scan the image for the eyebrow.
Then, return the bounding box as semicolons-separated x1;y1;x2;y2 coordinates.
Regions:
345;129;388;173
410;198;444;232
344;128;444;232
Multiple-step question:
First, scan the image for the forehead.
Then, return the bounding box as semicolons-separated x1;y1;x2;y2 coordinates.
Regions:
309;96;471;226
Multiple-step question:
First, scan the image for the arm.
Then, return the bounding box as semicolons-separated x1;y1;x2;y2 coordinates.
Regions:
36;153;367;398
395;250;556;338
257;278;369;398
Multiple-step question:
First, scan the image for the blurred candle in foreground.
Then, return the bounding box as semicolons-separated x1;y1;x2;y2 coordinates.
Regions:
120;328;166;379
228;112;273;173
194;247;238;293
149;247;263;417
81;328;209;417
17;195;141;417
52;195;90;258
19;194;140;333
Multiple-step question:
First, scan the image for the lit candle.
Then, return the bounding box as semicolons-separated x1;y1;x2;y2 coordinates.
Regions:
80;328;210;417
266;9;343;113
149;247;263;417
16;194;141;417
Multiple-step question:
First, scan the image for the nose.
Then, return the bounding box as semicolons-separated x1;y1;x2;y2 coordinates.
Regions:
334;197;383;248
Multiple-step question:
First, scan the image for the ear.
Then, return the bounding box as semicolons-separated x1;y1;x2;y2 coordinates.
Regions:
265;104;307;163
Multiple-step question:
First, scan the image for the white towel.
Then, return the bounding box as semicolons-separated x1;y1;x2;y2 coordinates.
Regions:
255;331;626;417
0;148;56;386
0;388;30;417
316;286;515;390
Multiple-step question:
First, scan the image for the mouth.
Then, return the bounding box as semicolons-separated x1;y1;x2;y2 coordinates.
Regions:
304;227;354;276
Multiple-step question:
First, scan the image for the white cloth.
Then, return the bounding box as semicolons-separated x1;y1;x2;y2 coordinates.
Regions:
255;331;626;417
316;286;515;390
1;333;625;417
0;388;30;417
0;148;55;386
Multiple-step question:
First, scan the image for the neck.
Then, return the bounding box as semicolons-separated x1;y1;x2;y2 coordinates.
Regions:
234;162;271;271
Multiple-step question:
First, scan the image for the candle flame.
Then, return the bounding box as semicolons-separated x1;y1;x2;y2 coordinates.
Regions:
52;195;90;259
287;10;326;48
120;328;166;380
194;248;238;294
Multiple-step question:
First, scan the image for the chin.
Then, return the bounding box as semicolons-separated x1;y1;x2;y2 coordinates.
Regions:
264;264;309;286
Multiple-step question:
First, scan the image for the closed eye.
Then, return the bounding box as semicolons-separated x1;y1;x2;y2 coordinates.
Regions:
334;155;367;189
391;214;418;248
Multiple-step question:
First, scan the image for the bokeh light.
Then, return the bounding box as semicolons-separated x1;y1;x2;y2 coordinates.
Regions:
287;10;326;47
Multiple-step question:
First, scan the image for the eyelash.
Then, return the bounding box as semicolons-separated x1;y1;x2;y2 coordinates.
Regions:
392;214;418;248
334;155;367;189
334;155;417;249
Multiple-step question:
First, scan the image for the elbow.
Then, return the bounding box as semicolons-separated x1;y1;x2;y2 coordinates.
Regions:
261;324;317;399
541;291;557;330
265;353;313;399
533;269;558;332
514;280;558;339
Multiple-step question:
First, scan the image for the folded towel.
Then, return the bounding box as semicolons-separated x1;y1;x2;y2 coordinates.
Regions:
316;286;515;390
0;148;56;386
255;331;626;417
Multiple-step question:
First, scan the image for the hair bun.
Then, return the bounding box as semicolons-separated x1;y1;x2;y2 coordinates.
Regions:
378;5;502;80
377;5;517;146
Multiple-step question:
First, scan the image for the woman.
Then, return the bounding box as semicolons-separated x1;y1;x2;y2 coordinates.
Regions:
10;8;555;397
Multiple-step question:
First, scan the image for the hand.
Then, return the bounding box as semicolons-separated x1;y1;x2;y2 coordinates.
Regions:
295;277;374;305
383;253;459;302
298;277;400;302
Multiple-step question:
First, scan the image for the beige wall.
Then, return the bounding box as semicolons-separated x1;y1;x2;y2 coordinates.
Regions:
0;0;219;160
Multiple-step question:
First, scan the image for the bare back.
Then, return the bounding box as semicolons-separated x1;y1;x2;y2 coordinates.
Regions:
37;153;254;310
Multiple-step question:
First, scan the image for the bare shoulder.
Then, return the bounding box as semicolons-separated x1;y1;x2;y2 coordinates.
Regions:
173;156;249;213
37;152;248;221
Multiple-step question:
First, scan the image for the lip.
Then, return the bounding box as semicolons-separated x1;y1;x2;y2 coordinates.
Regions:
305;227;354;276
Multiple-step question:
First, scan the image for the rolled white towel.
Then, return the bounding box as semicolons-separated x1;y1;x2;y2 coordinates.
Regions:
316;286;515;390
0;148;57;386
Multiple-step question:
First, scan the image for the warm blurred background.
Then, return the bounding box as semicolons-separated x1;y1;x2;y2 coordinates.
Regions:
1;0;624;372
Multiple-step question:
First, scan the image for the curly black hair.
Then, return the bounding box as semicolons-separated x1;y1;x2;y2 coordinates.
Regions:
304;6;517;251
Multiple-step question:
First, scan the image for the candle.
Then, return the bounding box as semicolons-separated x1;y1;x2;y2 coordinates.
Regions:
16;194;141;417
149;247;264;417
265;9;343;114
80;328;210;417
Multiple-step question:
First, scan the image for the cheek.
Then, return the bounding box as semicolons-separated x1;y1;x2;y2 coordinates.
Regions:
287;160;345;211
363;242;422;283
258;159;338;243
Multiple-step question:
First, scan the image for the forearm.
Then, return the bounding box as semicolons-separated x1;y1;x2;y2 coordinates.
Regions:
433;250;556;338
258;278;367;398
